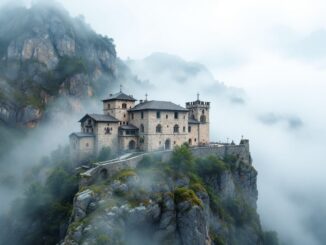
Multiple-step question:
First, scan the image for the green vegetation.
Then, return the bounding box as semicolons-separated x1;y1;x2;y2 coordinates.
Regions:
0;146;79;245
174;187;203;207
96;146;113;162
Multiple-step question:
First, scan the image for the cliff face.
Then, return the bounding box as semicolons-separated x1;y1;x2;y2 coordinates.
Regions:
62;147;263;245
0;3;117;127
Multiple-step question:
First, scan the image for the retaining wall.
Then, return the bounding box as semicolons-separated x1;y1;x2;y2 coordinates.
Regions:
79;143;251;187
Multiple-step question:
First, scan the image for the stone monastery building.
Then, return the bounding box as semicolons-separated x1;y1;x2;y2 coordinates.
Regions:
70;90;210;162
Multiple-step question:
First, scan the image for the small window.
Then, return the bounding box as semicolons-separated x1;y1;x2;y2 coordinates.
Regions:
124;114;126;118
174;141;176;145
194;138;197;142
200;115;206;123
174;112;179;119
156;124;162;133
202;109;205;114
166;114;168;119
157;111;161;119
131;113;134;119
141;112;144;119
107;104;111;109
86;143;89;147
173;124;179;133
140;124;144;133
188;126;191;132
183;126;186;132
122;103;127;109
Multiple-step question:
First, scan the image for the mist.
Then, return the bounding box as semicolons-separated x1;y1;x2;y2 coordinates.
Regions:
0;0;325;245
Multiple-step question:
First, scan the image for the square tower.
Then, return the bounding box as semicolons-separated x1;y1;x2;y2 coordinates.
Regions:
186;93;210;145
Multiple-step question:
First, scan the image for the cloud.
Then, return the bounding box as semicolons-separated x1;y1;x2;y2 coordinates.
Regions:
258;113;303;129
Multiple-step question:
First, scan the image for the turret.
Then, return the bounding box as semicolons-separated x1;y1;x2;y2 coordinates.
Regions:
186;93;210;145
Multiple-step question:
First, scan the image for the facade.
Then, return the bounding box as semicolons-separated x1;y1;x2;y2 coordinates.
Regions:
69;91;210;162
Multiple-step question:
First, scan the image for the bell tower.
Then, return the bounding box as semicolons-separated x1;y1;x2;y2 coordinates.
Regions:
186;93;210;145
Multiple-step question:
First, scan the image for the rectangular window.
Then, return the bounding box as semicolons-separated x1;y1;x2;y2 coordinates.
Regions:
141;111;144;119
188;126;191;132
174;112;178;119
157;111;161;119
183;126;186;132
131;113;134;119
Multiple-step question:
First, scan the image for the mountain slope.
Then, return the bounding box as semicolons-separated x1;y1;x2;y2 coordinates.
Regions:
0;2;117;128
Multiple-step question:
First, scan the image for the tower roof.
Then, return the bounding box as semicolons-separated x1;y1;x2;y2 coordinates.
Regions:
129;100;188;112
102;92;136;102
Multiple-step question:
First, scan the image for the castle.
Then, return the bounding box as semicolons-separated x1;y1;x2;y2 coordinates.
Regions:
69;89;210;162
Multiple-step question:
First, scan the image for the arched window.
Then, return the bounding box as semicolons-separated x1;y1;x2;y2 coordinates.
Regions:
202;109;205;114
156;124;162;133
200;115;206;123
140;124;144;133
122;103;127;109
173;124;179;133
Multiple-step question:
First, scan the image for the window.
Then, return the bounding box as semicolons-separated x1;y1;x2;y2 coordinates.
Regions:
141;111;144;119
173;124;179;133
174;112;179;119
105;127;111;134
166;114;168;119
140;124;144;133
188;126;191;132
200;115;206;123
131;113;134;119
202;109;205;114
86;143;89;147
122;103;127;109
156;124;162;133
183;126;186;132
124;114;126;118
174;141;176;145
107;104;111;109
157;111;161;119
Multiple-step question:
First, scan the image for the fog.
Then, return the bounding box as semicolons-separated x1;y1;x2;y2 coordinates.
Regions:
0;0;326;245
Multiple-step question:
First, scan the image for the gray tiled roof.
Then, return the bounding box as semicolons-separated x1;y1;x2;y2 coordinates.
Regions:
102;92;136;102
79;114;119;123
119;124;139;130
129;100;188;112
70;132;95;138
188;118;200;124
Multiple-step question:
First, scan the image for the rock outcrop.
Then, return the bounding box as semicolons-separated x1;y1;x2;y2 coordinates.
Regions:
0;2;117;127
62;149;264;245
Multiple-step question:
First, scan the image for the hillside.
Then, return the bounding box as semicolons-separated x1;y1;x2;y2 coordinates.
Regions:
61;145;278;245
0;2;117;128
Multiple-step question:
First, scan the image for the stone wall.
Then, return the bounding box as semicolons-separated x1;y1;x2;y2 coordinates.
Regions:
80;142;251;187
95;122;120;153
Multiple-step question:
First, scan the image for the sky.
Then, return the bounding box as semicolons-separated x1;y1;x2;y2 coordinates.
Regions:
1;0;326;244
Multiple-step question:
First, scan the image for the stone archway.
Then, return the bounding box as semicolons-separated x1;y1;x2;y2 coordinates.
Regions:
100;168;108;180
165;139;171;150
129;140;136;150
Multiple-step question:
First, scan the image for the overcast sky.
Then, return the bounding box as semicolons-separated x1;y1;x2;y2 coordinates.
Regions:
2;1;326;244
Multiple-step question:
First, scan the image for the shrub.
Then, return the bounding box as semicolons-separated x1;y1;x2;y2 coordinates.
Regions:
170;144;194;172
195;155;228;177
174;187;203;207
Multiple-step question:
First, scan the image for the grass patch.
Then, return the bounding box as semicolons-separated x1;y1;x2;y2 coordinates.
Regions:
174;187;203;208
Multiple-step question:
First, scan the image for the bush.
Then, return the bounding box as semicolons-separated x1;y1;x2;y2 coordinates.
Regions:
195;155;228;177
174;187;203;207
170;144;194;172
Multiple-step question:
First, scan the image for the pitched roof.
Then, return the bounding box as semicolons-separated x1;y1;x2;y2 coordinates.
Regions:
69;132;95;138
102;92;136;102
188;118;200;124
119;124;139;130
79;114;119;123
129;100;188;112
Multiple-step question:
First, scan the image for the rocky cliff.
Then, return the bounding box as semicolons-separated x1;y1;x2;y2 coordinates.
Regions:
62;146;269;245
0;2;117;128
